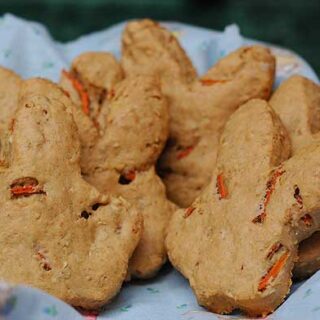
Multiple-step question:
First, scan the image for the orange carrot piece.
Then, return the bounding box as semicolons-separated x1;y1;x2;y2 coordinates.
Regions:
124;170;136;181
11;185;37;196
176;146;193;160
216;173;228;199
10;177;45;198
266;242;283;260
200;79;228;86
258;252;289;292
62;69;90;115
301;214;313;227
252;168;285;223
184;207;195;218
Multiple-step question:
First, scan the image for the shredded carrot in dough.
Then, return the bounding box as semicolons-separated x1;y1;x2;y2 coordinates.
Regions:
216;173;228;199
200;79;228;86
301;214;313;227
184;207;195;218
62;69;90;115
258;251;289;292
176;146;193;160
252;168;285;223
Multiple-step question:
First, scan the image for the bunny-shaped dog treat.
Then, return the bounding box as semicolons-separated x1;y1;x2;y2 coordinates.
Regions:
60;52;175;278
122;19;276;207
167;99;320;316
0;78;142;309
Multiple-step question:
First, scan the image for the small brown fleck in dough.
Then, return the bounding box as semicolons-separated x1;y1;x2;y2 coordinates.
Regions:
0;67;22;168
166;99;320;316
270;75;320;279
0;78;142;309
122;19;276;207
60;52;175;279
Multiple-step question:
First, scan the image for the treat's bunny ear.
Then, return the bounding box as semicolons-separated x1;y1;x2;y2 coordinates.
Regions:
121;19;197;83
270;75;320;153
216;99;291;194
12;78;80;172
71;52;124;91
199;46;275;100
95;74;168;171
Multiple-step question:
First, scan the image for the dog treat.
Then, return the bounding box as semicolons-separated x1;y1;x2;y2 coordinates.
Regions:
166;99;320;316
270;75;320;279
122;19;276;207
60;52;175;279
0;78;142;309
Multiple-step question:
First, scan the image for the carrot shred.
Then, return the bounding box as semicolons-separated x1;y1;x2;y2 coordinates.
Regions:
10;177;45;198
62;69;90;115
300;214;313;227
11;185;45;198
11;185;37;195
124;170;136;181
200;79;228;86
184;207;195;218
252;168;285;223
294;186;303;208
266;243;283;260
176;146;193;160
258;251;289;292
216;173;228;199
36;249;51;271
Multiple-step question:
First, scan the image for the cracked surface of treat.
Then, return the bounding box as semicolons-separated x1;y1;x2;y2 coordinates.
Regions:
60;52;175;278
166;99;320;316
0;78;142;309
270;75;320;279
122;19;276;207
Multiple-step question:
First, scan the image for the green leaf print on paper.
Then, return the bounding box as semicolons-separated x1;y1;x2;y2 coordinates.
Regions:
176;303;187;309
147;287;159;294
303;288;312;298
42;62;54;69
43;305;58;316
3;49;11;58
120;304;132;312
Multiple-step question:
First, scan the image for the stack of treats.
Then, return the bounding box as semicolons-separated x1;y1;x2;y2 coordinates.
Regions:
0;19;319;317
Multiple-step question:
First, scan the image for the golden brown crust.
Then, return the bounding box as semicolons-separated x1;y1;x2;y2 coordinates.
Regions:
122;20;276;207
0;78;142;309
60;52;175;278
166;99;320;316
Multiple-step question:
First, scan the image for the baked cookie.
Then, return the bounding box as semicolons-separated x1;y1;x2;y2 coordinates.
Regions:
270;75;320;279
166;99;320;316
122;19;276;207
0;78;142;309
60;52;175;279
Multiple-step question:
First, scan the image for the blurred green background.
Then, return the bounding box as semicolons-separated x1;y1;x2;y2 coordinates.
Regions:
0;0;319;74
